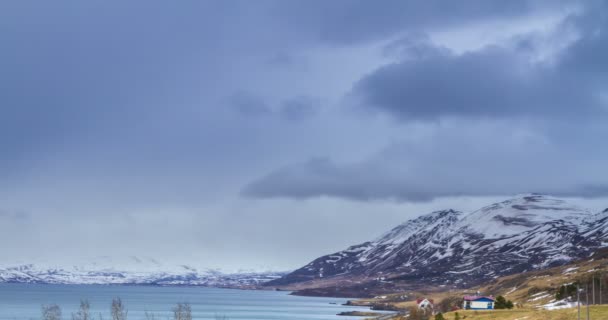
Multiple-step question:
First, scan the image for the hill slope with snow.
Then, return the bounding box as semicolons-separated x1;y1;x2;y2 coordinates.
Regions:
268;194;606;295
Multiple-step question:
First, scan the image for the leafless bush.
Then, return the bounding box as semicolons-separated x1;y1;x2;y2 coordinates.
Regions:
42;304;62;320
437;295;462;313
172;303;192;320
111;298;127;320
408;306;431;320
72;300;91;320
144;311;156;320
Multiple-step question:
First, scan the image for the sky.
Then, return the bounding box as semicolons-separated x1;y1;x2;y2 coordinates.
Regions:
1;0;608;272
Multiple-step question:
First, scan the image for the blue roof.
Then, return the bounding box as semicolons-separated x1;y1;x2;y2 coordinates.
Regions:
464;296;495;302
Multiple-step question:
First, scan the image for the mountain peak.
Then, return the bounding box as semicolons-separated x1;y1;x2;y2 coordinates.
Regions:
374;209;461;246
270;195;606;293
456;194;591;238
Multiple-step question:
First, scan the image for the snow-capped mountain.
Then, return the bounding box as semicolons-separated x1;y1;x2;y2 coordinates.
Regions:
269;194;606;291
0;256;285;287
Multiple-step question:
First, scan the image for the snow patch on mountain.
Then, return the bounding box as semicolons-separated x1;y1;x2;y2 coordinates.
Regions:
456;194;591;238
269;194;607;289
0;256;285;286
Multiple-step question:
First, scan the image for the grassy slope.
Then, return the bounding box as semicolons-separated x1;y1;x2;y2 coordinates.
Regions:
480;251;608;307
442;305;608;320
352;252;608;312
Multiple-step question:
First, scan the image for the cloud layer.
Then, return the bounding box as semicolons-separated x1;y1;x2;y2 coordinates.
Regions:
244;3;608;202
350;11;608;121
243;120;608;201
1;0;607;269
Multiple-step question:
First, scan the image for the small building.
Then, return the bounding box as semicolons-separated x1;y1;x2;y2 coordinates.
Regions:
463;296;495;310
416;298;435;310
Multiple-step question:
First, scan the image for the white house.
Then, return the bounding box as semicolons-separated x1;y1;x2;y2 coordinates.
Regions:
463;295;495;310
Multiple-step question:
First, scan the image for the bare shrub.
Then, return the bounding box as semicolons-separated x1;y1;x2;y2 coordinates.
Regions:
42;304;62;320
111;298;127;320
144;311;156;320
72;300;91;320
172;303;192;320
437;295;462;313
408;306;431;320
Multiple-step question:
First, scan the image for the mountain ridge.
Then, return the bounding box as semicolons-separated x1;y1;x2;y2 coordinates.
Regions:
267;194;606;297
0;257;285;287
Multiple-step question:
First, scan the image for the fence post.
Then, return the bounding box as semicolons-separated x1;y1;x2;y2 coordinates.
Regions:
587;282;590;320
593;276;596;305
578;283;581;320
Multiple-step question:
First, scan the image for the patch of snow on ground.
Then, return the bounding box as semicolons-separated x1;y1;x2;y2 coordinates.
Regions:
563;267;579;274
530;291;549;297
542;300;578;310
529;292;552;302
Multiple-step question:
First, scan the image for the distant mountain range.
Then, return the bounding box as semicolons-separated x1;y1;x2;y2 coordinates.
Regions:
5;194;607;295
266;194;608;297
0;257;285;287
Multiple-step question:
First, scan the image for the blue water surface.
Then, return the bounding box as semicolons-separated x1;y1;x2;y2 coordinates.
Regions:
0;284;379;320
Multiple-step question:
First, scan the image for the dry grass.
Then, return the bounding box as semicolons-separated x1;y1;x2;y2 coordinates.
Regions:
442;305;608;320
353;255;608;312
479;257;608;307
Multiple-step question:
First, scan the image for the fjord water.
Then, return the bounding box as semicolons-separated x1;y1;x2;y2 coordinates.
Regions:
0;284;376;320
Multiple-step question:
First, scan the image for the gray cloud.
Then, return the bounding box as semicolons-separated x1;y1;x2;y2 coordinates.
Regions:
229;92;273;116
382;33;449;60
265;52;307;67
242;3;608;203
349;14;608;121
279;96;320;121
229;93;320;121
273;0;546;45
243;120;608;201
2;0;607;270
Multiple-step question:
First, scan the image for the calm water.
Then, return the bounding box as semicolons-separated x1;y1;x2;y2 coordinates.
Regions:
0;284;380;320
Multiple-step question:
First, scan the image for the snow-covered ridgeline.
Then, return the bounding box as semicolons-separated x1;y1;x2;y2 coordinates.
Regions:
0;258;285;286
271;194;608;287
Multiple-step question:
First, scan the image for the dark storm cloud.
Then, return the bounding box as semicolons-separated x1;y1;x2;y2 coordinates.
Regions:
243;3;608;202
241;157;436;201
244;156;608;201
0;0;561;169
349;14;608;121
243;121;608;201
3;0;607;269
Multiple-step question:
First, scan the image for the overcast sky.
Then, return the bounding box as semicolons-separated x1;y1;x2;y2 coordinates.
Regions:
1;0;608;272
